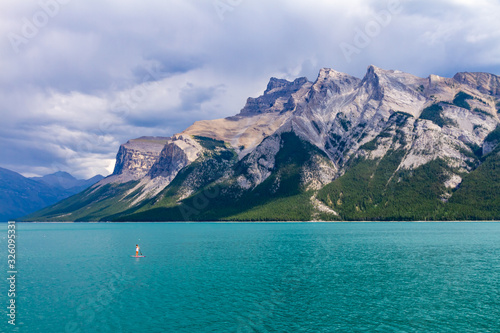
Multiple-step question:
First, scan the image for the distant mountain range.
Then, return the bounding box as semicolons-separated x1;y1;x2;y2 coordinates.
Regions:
23;66;500;221
0;168;103;221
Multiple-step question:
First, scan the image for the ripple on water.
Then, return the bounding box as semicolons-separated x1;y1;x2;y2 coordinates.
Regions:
5;222;500;332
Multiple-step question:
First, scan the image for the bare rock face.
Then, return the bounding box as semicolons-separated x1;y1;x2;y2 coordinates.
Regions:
311;68;361;96
453;72;500;97
181;112;290;155
180;77;314;155
173;66;499;191
126;135;204;202
103;65;500;206
30;65;500;221
239;77;310;115
101;137;169;185
149;135;202;179
301;154;337;191
483;126;500;156
237;134;282;189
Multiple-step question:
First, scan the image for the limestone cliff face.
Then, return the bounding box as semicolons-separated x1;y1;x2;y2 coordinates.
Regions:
100;136;169;185
239;77;310;115
101;65;500;209
149;135;201;179
453;72;500;97
120;135;204;204
181;76;312;156
28;65;500;221
107;65;500;194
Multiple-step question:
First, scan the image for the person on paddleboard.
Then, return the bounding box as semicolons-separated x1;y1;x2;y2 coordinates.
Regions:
136;244;140;256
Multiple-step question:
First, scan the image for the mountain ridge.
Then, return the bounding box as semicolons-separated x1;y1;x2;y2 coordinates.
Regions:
23;65;500;222
1;168;103;221
30;171;104;192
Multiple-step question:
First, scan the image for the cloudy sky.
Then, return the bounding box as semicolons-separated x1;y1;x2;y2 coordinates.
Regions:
1;0;499;178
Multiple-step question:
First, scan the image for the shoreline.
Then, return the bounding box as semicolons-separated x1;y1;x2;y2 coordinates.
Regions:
3;220;500;224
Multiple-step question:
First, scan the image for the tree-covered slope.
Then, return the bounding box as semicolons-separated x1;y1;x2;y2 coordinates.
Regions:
316;153;453;221
20;66;500;222
446;145;500;220
22;181;141;222
116;133;330;221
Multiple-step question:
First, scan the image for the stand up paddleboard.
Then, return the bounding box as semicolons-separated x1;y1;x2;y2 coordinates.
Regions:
130;255;146;258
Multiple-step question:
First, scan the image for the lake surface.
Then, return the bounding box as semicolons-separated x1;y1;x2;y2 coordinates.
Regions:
1;222;499;332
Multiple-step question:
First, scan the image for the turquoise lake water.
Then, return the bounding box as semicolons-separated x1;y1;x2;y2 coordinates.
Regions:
1;222;499;332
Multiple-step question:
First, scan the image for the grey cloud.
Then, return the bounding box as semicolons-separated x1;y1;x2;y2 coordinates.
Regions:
123;83;226;131
134;54;206;83
179;83;225;110
1;0;499;177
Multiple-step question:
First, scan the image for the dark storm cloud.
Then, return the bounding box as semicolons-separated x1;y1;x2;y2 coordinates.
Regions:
132;54;205;83
179;83;225;111
0;0;499;177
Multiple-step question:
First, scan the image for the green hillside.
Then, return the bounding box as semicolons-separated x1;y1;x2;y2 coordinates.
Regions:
316;150;453;221
117;133;325;221
446;146;500;220
23;181;141;221
21;131;500;222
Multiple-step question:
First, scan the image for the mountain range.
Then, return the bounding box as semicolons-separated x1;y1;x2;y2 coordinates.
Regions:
0;168;103;221
23;65;500;222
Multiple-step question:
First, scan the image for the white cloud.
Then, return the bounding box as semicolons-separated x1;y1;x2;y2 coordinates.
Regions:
0;0;499;178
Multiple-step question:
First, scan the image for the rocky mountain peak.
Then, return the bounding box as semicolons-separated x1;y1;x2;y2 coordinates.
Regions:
362;64;396;82
359;65;385;101
311;68;361;94
265;77;308;95
425;74;459;101
364;65;424;88
453;72;500;96
25;65;500;222
428;74;443;88
239;76;310;115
